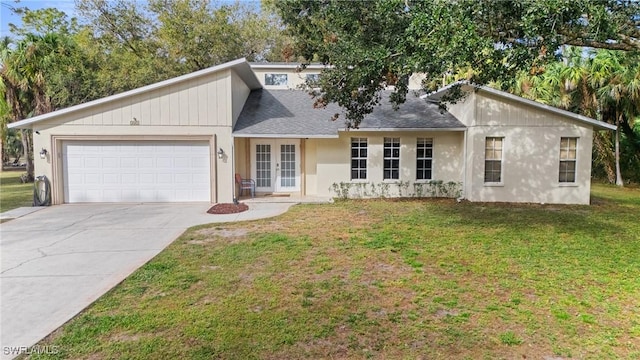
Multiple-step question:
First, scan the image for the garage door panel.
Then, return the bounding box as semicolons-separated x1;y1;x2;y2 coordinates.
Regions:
63;141;211;203
85;173;101;184
102;157;118;168
121;158;136;168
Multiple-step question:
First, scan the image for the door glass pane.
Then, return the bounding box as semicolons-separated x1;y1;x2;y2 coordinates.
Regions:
256;144;271;187
280;144;296;187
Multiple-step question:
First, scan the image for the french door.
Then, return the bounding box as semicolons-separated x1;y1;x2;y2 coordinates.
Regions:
250;139;300;192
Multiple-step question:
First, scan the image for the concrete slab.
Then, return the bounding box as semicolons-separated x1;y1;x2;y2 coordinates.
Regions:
0;207;44;221
0;202;295;359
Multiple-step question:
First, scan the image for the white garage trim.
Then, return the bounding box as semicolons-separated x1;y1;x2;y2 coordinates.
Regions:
52;136;217;204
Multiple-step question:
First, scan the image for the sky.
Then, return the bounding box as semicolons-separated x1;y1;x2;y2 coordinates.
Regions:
0;0;260;38
0;0;77;37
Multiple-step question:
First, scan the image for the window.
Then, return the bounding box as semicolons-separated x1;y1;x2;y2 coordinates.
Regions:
255;144;272;187
384;137;400;180
306;73;320;84
351;138;367;180
416;138;433;180
265;73;288;86
484;137;503;183
559;137;577;183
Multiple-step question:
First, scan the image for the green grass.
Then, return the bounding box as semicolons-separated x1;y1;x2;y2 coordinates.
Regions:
30;184;640;359
0;170;32;212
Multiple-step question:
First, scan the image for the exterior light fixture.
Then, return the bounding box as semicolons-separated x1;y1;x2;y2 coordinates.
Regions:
39;148;48;159
217;148;224;159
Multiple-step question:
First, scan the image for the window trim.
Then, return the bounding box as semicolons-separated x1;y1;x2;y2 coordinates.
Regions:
558;137;578;185
415;137;434;182
350;137;368;181
484;136;504;185
383;137;401;181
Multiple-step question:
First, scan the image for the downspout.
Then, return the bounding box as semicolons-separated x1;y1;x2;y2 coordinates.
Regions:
231;141;238;204
460;128;468;201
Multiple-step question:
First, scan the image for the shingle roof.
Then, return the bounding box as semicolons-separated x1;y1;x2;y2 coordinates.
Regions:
233;89;465;137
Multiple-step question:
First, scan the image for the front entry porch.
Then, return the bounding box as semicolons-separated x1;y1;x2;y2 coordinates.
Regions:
234;137;306;199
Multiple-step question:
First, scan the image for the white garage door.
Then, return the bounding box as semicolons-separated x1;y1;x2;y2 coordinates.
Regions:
63;141;211;203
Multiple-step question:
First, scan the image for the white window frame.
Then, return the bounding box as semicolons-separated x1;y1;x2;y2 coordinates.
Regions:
484;137;504;185
383;137;400;180
416;138;433;181
351;138;368;181
559;137;578;184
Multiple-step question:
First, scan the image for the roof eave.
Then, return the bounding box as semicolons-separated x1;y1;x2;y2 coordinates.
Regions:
339;127;467;132
249;63;327;70
233;133;339;139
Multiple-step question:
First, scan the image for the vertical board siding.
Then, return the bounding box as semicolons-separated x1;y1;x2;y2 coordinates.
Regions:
187;85;198;126
150;96;160;124
476;93;571;127
178;82;190;126
121;98;132;126
103;108;113;125
197;78;209;126
58;70;232;127
140;93;151;125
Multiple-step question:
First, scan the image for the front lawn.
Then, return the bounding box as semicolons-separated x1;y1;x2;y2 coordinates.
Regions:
33;184;640;359
0;170;32;212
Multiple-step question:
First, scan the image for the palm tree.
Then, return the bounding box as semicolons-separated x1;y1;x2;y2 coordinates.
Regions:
513;47;640;185
0;33;64;180
593;51;640;186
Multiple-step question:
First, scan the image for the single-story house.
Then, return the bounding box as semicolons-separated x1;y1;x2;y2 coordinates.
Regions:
9;58;615;205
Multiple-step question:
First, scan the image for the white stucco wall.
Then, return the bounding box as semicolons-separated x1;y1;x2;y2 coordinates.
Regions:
303;139;318;196
463;92;594;204
312;131;464;197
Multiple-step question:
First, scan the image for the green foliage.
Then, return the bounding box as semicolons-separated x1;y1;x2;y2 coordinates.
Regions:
1;10;103;179
75;0;292;95
330;180;462;199
499;331;523;346
0;171;33;212
3;129;23;163
275;0;640;127
8;7;80;37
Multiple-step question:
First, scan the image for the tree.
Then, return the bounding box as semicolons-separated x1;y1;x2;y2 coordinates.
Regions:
151;0;287;70
593;51;640;185
1;7;101;178
76;0;292;94
76;0;173;95
274;0;640;127
0;31;94;180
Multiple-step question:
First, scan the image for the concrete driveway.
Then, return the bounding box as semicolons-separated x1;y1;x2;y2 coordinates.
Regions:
0;202;293;358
